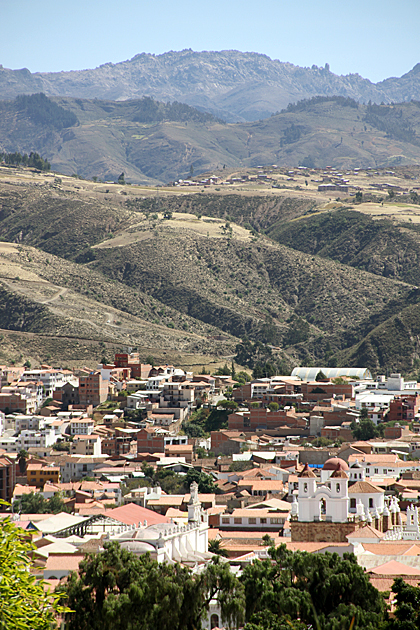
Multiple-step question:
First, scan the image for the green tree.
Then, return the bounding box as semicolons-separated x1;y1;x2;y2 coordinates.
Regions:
385;577;420;630
268;402;279;412
213;363;231;376
15;491;71;515
0;508;67;628
315;370;327;382
117;172;125;184
208;539;229;557
236;371;251;384
241;545;385;630
61;542;244;630
18;449;28;475
185;468;216;493
218;399;238;413
351;417;379;441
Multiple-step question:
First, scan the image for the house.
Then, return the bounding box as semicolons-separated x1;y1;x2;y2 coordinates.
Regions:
53;382;80;409
70;434;102;457
59;456;108;482
217;505;290;532
164;444;193;463
69;418;95;436
27;463;60;487
0;386;38;414
44;553;84;579
211;430;247;455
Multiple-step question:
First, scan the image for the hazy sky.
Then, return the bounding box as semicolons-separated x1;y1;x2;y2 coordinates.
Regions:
1;0;419;82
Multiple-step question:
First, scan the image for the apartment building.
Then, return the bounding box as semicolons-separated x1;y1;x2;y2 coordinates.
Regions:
70;435;102;457
78;371;108;407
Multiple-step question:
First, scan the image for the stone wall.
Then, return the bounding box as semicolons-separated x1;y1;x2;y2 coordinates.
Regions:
290;520;359;543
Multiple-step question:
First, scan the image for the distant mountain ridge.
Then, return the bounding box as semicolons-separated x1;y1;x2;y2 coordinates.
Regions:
1;50;420;121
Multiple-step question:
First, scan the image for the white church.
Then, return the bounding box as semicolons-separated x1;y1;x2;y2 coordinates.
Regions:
292;458;386;525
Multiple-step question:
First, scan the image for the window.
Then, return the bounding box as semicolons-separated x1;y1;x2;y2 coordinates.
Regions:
222;517;229;524
369;498;374;508
336;483;340;493
304;483;308;493
350;498;356;509
248;517;257;524
374;468;378;474
270;518;281;524
234;517;242;525
260;518;267;524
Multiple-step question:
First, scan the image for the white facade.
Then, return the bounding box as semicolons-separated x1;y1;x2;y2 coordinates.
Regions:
0;436;19;452
18;427;57;449
15;415;46;433
20;370;66;397
348;483;385;516
127;391;149;409
69;419;94;435
297;470;349;524
60;457;106;482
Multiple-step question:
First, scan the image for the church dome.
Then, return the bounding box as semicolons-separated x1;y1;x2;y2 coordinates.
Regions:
120;541;155;554
323;457;349;471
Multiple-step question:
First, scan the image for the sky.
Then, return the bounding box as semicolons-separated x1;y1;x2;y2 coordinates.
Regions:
1;0;419;83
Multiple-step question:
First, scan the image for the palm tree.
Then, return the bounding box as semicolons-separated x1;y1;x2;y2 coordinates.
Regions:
208;539;229;557
18;449;28;475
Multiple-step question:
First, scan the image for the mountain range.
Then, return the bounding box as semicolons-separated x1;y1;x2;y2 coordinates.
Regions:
1;50;420;122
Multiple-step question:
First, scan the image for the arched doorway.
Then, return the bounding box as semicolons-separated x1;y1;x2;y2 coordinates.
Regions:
210;613;219;629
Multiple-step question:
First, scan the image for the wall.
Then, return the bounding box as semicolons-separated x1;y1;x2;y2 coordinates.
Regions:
290;519;359;542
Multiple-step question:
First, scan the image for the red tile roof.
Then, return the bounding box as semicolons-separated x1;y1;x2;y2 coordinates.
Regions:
104;503;170;526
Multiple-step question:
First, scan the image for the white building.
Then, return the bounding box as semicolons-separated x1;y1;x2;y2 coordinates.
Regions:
293;459;386;524
20;369;71;397
113;482;210;565
69;418;95;436
295;463;349;523
18;427;58;449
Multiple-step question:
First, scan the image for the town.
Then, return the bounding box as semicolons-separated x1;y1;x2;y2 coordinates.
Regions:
1;354;420;625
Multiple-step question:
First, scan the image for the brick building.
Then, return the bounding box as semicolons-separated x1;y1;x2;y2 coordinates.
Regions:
228;409;306;432
387;395;420;423
137;427;166;453
114;354;153;380
78;371;108;407
0;456;16;503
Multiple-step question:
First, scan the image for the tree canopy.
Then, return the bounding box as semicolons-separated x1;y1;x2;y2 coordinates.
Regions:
0;510;66;629
351;417;380;441
15;491;71;515
385;577;420;630
241;544;386;630
60;542;244;630
59;541;389;630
